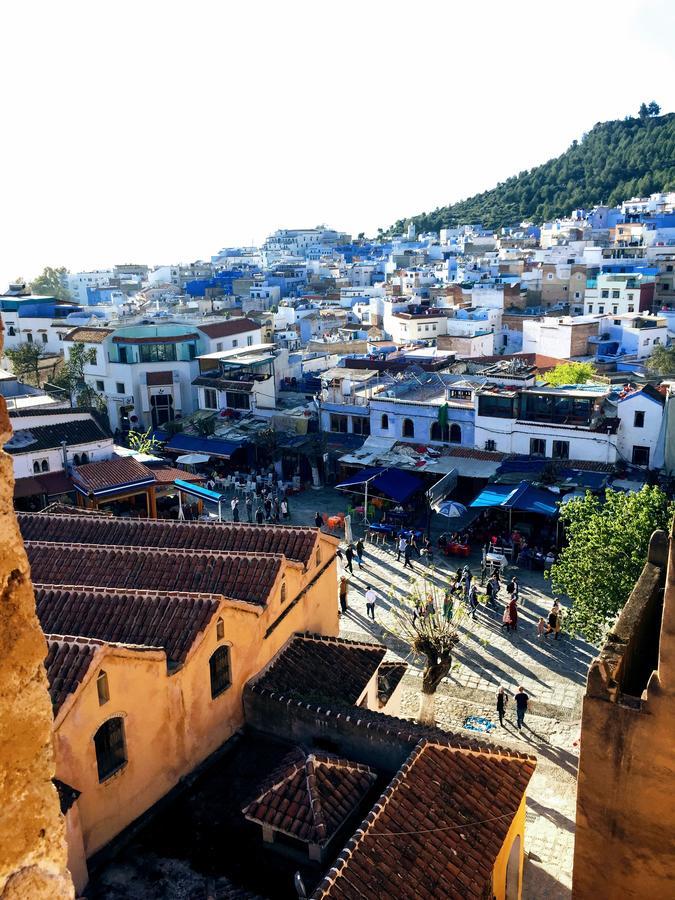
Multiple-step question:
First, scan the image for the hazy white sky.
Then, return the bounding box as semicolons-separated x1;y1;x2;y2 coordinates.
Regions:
1;0;674;289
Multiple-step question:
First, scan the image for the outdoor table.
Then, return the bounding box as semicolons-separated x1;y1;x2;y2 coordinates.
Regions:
486;551;509;568
447;542;471;558
368;523;395;534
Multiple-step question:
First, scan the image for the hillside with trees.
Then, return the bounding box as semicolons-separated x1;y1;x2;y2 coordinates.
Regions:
387;106;675;234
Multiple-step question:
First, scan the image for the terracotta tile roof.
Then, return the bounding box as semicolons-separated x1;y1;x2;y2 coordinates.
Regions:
26;543;281;606
19;512;318;564
149;466;205;485
71;457;156;493
35;586;221;666
313;740;536;899
44;635;101;713
63;327;114;343
198;318;261;339
4;417;111;455
243;748;376;846
446;446;508;462
251;633;386;705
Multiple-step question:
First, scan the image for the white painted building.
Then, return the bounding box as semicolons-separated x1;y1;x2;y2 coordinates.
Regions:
66;271;115;305
387;311;449;343
615;384;665;468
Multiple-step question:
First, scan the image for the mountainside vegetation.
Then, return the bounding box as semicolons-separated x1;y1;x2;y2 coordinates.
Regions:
388;107;675;234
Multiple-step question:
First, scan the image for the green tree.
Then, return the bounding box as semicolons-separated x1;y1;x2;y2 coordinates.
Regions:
30;266;71;300
645;344;675;375
386;574;467;724
545;361;597;386
647;101;661;117
128;427;162;455
52;342;103;408
5;342;46;385
548;487;675;642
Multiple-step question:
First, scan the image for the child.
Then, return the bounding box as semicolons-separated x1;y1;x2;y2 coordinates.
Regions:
537;617;546;639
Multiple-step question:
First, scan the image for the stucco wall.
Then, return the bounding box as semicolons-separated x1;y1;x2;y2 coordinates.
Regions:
0;323;74;897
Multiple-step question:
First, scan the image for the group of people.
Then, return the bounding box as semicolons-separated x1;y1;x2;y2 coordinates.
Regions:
230;491;289;524
336;539;366;574
496;686;530;730
395;533;433;571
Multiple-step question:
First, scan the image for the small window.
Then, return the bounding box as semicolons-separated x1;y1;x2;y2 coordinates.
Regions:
530;438;546;457
485;440;496;452
552;440;569;460
40;459;50;473
628;305;634;313
210;646;231;699
33;461;40;474
598;305;604;314
232;339;238;348
216;617;224;640
280;582;287;604
8;325;15;336
26;332;33;343
41;333;48;344
449;423;461;444
80;452;89;464
634;411;645;428
632;446;650;467
73;454;81;466
402;418;415;438
116;382;125;394
94;717;126;782
601;290;609;299
216;343;223;352
204;388;218;410
611;290;620;299
97;671;110;705
96;380;105;392
247;336;253;346
381;413;389;430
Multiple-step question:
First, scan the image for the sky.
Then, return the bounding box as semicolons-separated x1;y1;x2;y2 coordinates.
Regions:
1;0;674;290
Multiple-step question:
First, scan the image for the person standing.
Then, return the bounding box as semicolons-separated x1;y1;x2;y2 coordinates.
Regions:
463;567;472;603
345;543;355;574
245;495;253;523
264;496;272;521
496;687;508;727
231;497;240;522
515;686;529;730
396;534;408;562
355;538;365;568
547;601;560;639
365;585;377;620
403;541;415;571
469;583;479;620
339;576;348;615
273;496;280;524
443;590;454;621
255;504;264;525
281;497;289;520
508;594;518;633
501;602;512;633
315;511;323;529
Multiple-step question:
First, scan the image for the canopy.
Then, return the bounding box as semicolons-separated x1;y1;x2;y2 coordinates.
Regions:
437;500;467;518
176;452;211;465
470;481;560;516
335;466;423;504
166;433;246;459
174;479;226;504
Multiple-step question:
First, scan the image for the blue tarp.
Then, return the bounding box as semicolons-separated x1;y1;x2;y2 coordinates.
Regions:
470;480;560;516
165;433;246;459
174;479;225;504
336;466;423;504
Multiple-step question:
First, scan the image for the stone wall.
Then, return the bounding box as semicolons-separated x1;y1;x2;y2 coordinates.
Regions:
0;318;73;898
573;529;675;899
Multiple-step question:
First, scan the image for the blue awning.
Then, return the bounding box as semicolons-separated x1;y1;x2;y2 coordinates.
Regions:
165;433;247;459
336;466;423;504
470;480;560;516
174;479;226;504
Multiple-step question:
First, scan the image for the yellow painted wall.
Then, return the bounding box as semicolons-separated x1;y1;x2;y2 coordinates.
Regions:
491;794;526;900
54;535;339;862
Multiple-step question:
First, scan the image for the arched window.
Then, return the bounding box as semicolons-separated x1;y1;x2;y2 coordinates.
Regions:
94;717;126;782
33;461;40;474
73;454;81;466
430;421;441;441
96;671;110;706
216;617;224;641
449;424;462;444
280;581;287;604
209;646;231;699
41;459;49;472
402;418;415;439
80;452;89;464
381;413;389;430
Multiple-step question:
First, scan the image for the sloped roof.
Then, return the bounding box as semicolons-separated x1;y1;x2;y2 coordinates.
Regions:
243;747;376;845
4;418;111;455
313;740;536;899
63;327;114;343
19;512;318;565
26;543;281;606
72;457;156;493
36;586;220;666
251;633;386;705
198;318;261;339
44;636;101;712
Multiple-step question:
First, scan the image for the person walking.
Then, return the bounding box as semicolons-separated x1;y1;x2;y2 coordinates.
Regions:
547;601;560;639
255;504;264;525
231;497;240;523
508;594;518;633
463;566;473;603
345;543;355;574
469;583;479;620
443;590;454;622
281;497;289;520
496;687;508;727
272;496;280;524
365;585;377;620
501;602;512;633
515;686;529;730
264;497;272;521
245;495;253;523
339;575;349;615
403;542;415;571
355;538;365;568
396;534;408;562
315;511;323;529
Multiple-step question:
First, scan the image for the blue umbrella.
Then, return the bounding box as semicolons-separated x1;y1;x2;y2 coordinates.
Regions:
437;500;467;518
